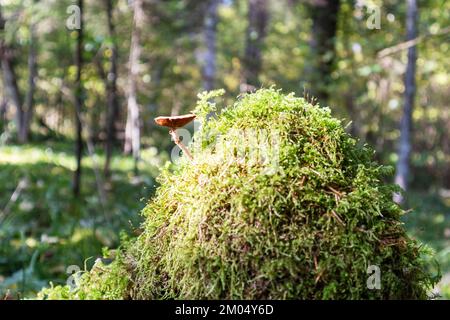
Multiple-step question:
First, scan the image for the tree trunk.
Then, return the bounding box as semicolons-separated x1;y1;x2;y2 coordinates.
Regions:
104;0;120;180
124;0;143;174
394;0;418;204
0;52;23;140
242;0;268;91
0;5;25;142
0;97;7;130
307;0;340;103
73;0;84;197
202;0;220;92
21;14;38;143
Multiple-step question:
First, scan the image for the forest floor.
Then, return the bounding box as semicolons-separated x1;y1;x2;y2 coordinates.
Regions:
0;140;163;298
403;191;450;298
0;141;449;299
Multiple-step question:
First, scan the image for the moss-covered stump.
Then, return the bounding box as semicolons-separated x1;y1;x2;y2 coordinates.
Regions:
39;88;437;300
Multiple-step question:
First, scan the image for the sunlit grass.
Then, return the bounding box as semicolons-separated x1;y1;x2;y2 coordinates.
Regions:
0;140;164;298
0;143;164;174
404;191;450;299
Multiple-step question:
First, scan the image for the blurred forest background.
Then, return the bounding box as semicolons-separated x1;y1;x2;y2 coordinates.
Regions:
0;0;448;299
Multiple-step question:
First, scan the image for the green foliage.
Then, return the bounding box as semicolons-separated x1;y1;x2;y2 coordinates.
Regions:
38;236;133;300
0;141;162;298
191;89;225;121
38;253;130;300
403;191;450;299
39;89;439;299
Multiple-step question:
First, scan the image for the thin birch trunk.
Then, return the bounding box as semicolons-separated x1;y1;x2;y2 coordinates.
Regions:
202;0;220;92
394;0;418;204
124;0;144;174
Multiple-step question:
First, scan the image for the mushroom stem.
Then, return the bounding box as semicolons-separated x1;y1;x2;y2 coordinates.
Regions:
169;129;193;160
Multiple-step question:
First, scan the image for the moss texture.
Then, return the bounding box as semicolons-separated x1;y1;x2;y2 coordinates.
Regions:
38;88;438;300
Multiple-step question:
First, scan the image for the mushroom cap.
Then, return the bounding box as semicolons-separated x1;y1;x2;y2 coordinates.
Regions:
154;114;196;128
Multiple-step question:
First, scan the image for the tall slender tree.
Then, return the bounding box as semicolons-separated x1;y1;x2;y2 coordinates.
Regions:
202;0;220;91
242;0;268;91
0;10;4;126
306;0;340;103
0;3;38;143
124;0;144;174
0;5;24;142
22;0;38;143
394;0;418;204
0;96;6;129
73;0;84;196
104;0;119;180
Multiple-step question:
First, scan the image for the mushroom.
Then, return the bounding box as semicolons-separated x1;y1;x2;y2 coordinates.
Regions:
154;114;196;160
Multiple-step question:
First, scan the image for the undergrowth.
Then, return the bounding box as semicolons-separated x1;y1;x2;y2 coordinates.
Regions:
38;88;439;299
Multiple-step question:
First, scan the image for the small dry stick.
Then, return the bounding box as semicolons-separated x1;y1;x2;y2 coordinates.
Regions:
169;129;193;160
154;113;196;160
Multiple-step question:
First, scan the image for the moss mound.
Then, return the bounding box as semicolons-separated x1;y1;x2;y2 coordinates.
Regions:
39;88;437;300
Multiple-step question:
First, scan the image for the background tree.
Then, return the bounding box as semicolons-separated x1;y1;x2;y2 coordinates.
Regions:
73;0;84;196
0;2;38;143
124;0;144;174
103;0;120;180
22;0;38;143
242;0;269;90
0;5;24;143
394;0;418;203
202;0;220;91
306;0;340;103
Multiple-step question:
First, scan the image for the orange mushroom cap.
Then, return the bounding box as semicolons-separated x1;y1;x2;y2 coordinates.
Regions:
154;114;196;128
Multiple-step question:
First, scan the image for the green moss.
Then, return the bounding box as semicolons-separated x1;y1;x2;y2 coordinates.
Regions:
38;88;439;300
37;246;131;300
